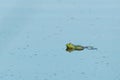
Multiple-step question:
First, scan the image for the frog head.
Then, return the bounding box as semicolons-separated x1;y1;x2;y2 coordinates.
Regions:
66;43;75;52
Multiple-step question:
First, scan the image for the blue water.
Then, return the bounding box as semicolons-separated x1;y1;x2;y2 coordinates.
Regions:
0;0;120;80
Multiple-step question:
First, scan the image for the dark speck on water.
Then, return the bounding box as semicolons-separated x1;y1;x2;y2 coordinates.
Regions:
53;73;57;76
23;48;26;50
26;44;30;47
70;17;75;20
44;79;48;80
34;53;38;56
81;72;85;75
106;62;109;65
10;74;14;77
102;56;106;58
95;62;99;64
17;48;21;50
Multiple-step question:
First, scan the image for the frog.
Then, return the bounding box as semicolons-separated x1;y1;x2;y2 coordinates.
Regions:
66;43;97;53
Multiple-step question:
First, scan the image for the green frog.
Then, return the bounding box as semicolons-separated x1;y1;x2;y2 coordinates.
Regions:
66;43;97;52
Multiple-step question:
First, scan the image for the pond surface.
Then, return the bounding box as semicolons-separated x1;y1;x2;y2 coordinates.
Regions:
0;0;120;80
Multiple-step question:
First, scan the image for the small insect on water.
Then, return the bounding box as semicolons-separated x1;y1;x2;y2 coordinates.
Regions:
66;43;97;53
